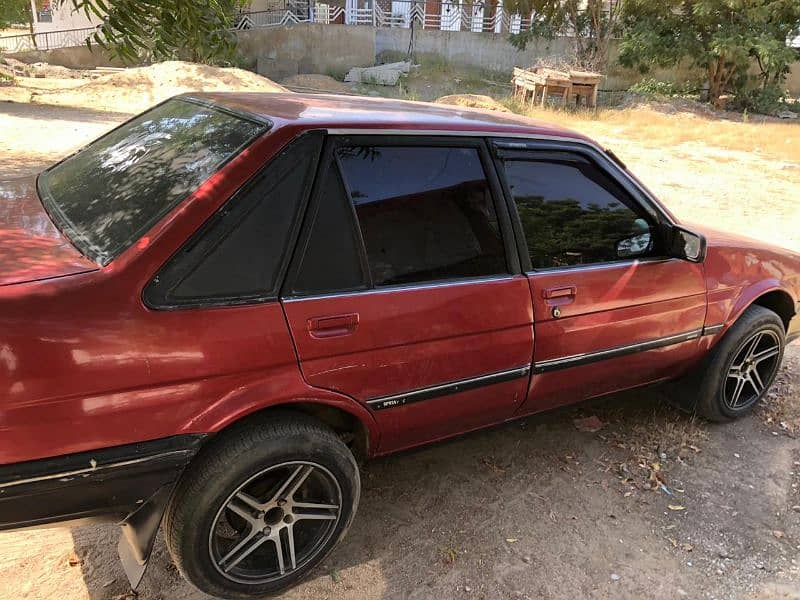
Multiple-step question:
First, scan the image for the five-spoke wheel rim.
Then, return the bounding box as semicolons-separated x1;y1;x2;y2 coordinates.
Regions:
209;461;342;584
723;329;781;411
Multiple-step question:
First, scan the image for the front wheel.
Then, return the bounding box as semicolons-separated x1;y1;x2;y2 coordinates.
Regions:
163;412;360;599
695;305;785;422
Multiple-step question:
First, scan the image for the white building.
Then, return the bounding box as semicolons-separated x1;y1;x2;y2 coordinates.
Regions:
29;0;101;34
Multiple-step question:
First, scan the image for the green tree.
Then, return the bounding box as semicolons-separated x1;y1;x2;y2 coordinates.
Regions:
508;0;625;72
62;0;244;64
0;0;35;36
618;0;800;107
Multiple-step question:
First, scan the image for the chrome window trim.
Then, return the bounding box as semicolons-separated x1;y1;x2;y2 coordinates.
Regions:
367;364;531;411
524;257;677;277
283;274;521;303
533;328;704;374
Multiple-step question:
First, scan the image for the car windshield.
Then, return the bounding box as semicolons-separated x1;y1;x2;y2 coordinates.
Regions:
37;98;268;265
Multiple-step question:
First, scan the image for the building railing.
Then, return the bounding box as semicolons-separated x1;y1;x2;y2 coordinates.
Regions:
0;26;97;53
234;2;581;36
0;2;592;54
242;0;613;35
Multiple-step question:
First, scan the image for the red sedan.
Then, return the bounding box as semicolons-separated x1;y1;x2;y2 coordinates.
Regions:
0;93;797;598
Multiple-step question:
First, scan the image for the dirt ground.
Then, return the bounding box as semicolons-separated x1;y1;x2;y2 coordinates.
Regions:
0;88;799;600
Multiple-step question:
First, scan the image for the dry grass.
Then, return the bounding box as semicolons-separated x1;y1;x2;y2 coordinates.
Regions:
506;99;800;164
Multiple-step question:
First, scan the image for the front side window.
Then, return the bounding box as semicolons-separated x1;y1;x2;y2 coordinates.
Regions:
38;98;267;265
503;155;655;269
337;145;507;287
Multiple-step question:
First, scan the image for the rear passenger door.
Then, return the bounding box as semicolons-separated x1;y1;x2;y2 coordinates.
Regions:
281;137;533;454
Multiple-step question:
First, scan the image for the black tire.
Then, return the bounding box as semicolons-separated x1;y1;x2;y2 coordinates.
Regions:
163;411;360;599
695;305;785;422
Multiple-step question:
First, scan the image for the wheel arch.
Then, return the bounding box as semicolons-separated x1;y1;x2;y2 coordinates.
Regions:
725;281;796;332
750;289;796;331
208;396;378;461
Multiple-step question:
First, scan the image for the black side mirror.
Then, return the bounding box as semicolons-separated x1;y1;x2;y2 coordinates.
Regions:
669;226;706;263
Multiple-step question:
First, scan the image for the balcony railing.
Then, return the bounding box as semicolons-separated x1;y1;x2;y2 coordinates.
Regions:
0;26;96;53
0;2;595;54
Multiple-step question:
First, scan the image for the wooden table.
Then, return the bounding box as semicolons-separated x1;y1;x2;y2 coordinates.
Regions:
512;67;603;109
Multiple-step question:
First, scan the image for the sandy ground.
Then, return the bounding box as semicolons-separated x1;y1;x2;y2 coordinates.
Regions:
0;96;799;600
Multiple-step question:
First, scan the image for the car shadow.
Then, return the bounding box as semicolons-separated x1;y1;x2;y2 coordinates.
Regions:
68;383;709;599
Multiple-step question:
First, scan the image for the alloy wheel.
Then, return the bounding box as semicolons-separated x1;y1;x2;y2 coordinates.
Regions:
723;329;782;411
208;461;342;585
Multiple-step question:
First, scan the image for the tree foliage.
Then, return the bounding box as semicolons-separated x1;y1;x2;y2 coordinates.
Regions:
507;0;624;71
61;0;243;64
618;0;800;107
0;0;33;31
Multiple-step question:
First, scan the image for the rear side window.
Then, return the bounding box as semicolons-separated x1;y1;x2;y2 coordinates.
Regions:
39;98;267;265
145;132;323;308
337;146;507;287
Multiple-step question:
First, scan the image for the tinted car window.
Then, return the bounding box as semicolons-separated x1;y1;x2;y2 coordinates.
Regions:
146;133;322;308
291;161;368;296
503;156;654;268
38;99;267;265
337;146;507;286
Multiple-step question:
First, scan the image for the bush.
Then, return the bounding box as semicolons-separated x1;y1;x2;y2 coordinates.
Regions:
628;78;697;98
732;85;789;115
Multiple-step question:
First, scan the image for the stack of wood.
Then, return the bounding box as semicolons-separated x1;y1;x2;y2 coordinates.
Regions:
512;66;603;108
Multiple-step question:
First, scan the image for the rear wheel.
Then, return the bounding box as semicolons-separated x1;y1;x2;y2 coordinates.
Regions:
695;305;785;422
164;412;360;599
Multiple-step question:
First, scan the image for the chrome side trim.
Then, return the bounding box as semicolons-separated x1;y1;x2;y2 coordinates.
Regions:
367;364;531;411
702;324;725;336
533;328;703;374
0;450;194;490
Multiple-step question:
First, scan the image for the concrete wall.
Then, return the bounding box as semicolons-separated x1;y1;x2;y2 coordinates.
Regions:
7;22;800;95
376;28;707;91
237;24;375;81
8;45;125;69
376;27;574;74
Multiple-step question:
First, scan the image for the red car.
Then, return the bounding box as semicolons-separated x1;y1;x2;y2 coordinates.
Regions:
0;93;798;598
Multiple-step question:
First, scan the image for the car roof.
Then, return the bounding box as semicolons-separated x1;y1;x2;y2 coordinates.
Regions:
184;92;592;142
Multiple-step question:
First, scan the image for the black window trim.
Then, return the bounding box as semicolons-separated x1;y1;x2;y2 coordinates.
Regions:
143;130;325;310
490;138;674;274
280;138;372;299
282;134;521;300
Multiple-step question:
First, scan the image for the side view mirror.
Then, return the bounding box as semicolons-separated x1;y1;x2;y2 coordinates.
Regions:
669;226;706;263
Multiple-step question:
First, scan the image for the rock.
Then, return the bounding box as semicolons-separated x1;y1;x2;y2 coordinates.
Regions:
344;61;410;86
610;573;621;581
573;415;605;433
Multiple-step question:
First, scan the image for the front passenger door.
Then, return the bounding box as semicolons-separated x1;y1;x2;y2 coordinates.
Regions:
494;142;708;414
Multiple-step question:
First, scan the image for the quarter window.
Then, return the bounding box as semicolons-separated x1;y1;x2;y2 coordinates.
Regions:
145;133;322;308
337;146;507;287
503;155;655;269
